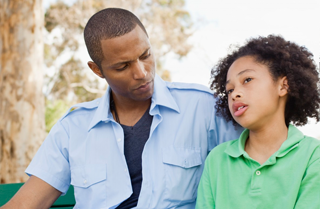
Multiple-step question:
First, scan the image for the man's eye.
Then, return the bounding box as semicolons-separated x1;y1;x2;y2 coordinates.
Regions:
140;49;151;60
141;53;151;60
226;89;234;95
244;78;252;83
116;64;128;71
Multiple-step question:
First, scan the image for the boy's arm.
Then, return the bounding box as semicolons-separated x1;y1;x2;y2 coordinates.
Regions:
1;175;61;209
195;159;215;209
294;147;320;209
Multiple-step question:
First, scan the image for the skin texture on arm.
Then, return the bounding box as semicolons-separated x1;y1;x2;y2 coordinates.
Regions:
1;176;62;209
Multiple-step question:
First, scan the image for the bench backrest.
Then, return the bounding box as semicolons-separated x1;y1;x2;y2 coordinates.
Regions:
0;183;75;208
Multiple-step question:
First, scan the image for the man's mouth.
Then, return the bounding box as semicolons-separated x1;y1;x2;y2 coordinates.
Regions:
134;80;153;92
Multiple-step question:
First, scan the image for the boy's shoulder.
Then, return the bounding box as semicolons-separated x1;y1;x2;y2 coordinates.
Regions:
302;135;320;145
300;135;320;156
207;139;239;160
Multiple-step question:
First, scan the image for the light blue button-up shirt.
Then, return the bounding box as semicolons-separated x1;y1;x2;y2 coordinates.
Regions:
26;75;242;209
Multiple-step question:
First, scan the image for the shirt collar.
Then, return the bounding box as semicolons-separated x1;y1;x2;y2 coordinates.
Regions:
275;125;304;157
150;75;180;114
87;87;113;131
87;75;180;131
225;125;304;158
225;129;249;158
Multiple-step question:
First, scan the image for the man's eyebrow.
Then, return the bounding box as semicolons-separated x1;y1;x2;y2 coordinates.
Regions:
110;48;150;68
226;69;255;84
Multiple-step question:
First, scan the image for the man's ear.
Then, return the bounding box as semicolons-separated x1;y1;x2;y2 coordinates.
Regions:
279;76;289;97
88;61;104;78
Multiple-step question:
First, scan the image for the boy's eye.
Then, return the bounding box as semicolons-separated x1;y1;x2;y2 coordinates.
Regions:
244;77;252;83
226;89;234;95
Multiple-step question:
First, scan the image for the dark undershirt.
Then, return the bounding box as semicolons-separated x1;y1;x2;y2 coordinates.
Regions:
116;107;153;209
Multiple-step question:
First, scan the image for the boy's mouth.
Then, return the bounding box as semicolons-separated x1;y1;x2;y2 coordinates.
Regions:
233;103;248;117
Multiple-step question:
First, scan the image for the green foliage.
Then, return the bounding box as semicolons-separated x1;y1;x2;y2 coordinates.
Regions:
45;99;70;133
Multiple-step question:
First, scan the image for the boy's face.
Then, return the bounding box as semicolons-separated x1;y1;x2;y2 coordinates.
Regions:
89;25;155;103
225;56;288;130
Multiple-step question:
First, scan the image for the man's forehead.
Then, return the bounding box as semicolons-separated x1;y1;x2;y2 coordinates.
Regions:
99;27;151;67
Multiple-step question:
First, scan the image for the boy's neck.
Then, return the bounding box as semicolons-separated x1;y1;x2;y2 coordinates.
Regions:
245;121;288;165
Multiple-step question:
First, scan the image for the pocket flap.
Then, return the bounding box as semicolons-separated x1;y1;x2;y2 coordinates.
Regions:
163;147;202;168
71;164;106;188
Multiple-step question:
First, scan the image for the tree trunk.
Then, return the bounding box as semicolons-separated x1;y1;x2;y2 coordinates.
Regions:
0;0;45;183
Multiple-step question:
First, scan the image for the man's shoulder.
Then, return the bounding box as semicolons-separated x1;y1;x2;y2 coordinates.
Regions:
60;98;101;121
165;81;213;95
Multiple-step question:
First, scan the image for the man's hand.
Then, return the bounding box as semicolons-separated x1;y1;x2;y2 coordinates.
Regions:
1;176;62;209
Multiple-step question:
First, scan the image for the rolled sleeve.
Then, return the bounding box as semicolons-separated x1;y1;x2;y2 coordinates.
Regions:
25;121;71;195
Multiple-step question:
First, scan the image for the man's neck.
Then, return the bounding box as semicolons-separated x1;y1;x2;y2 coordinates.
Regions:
111;94;151;126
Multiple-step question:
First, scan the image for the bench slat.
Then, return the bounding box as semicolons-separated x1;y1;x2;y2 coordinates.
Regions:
0;183;75;208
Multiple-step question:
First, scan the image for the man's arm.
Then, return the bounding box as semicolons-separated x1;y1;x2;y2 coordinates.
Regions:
1;176;62;209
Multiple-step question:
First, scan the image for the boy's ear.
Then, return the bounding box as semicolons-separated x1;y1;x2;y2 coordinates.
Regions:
279;76;289;97
88;61;104;78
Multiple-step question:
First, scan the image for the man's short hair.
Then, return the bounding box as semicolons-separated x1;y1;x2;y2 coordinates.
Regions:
84;8;148;69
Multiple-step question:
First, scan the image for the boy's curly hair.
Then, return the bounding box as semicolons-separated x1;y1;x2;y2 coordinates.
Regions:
211;35;320;126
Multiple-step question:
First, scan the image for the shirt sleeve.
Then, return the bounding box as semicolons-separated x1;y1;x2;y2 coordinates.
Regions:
294;146;320;209
195;156;215;209
208;100;243;152
25;120;71;195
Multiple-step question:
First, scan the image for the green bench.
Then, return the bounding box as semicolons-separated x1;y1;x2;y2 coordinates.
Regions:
0;183;75;208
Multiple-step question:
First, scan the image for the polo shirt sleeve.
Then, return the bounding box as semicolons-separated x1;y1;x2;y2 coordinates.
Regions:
25;120;71;195
195;155;215;209
294;146;320;208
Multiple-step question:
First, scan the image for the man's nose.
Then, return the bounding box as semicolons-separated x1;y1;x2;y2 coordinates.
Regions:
133;60;147;79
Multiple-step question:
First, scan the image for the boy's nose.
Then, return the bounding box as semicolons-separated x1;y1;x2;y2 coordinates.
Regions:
231;90;242;100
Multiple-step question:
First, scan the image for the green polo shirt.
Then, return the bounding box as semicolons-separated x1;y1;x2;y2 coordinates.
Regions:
196;125;320;209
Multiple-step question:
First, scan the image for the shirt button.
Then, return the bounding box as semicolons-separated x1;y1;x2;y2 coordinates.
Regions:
83;180;87;184
256;170;261;176
117;138;121;142
124;169;127;172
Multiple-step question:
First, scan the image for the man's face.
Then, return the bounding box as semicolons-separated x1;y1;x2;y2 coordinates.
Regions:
91;25;155;103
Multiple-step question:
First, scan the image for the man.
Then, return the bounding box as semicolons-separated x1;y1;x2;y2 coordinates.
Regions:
2;8;242;209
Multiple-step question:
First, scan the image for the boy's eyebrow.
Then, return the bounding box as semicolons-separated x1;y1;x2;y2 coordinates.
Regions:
109;48;150;68
226;69;255;84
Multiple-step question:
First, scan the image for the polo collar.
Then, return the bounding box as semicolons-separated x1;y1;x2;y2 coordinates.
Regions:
225;125;304;158
225;129;249;158
87;75;180;131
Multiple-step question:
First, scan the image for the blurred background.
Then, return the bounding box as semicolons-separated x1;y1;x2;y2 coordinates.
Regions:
0;0;319;183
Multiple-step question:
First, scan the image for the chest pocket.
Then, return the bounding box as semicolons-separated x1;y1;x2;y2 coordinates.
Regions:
71;164;107;208
162;147;203;204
